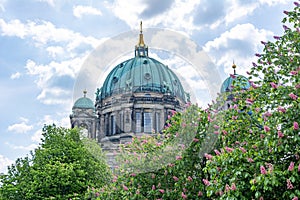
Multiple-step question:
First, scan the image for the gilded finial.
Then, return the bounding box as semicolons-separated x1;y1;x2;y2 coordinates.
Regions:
83;89;87;97
232;60;237;74
138;21;145;46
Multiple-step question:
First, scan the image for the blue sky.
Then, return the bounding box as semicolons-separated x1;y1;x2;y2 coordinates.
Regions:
0;0;295;173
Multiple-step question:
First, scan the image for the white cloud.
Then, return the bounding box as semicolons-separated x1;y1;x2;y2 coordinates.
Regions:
25;55;86;105
0;18;109;106
0;19;27;38
109;0;200;34
203;23;273;75
258;0;291;6
37;0;55;7
46;46;64;58
7;121;33;134
5;142;38;151
0;0;5;12
224;1;258;25
37;87;72;105
10;72;21;79
0;19;102;49
0;155;13;174
73;5;102;18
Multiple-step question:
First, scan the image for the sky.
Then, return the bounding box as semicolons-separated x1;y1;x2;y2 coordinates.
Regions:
0;0;295;173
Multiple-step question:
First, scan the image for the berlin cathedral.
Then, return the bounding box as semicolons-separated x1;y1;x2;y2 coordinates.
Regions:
69;22;250;166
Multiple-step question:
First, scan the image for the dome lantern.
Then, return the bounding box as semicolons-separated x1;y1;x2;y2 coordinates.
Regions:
135;21;148;57
73;90;94;109
220;62;250;93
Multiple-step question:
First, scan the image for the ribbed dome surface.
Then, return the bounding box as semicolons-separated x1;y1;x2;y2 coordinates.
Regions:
99;56;186;102
73;97;94;109
220;74;250;93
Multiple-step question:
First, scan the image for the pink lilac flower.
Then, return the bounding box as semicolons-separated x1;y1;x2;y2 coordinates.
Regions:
255;53;262;57
283;25;289;30
247;158;254;163
176;156;182;160
173;176;179;181
290;70;298;75
159;189;165;194
187;176;193;182
230;74;236;78
260;166;267;174
168;163;175;167
289;93;298;100
193;138;199;142
295;2;300;6
225;184;230;192
264;112;272;117
288;162;295;171
123;185;129;191
298;163;300;172
205;153;213;160
214;124;220;129
170;109;177;115
287;179;294;189
260;41;267;45
264;126;271;132
131;173;136;177
214;131;219;135
270;82;278;89
251;82;259;89
296;84;300;89
292;197;298;200
181;192;187;199
214;149;221;155
266;163;273;173
202;179;210;186
277;106;286;113
222;130;228;135
246;98;254;104
273;36;281;40
294;122;299;130
239;147;247;153
225;146;234;153
152;185;156;190
283;10;289;15
278;130;284;138
260;134;265;139
232;116;238;120
231;183;236;191
198;191;203;196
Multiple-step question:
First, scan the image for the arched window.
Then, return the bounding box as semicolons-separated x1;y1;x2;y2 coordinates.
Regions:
136;112;141;133
144;112;152;133
111;115;116;135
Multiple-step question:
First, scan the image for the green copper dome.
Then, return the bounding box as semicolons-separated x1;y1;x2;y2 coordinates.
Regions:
96;22;186;103
220;63;250;93
98;56;186;102
73;91;94;109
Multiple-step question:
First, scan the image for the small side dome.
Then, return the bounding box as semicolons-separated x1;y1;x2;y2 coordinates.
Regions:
220;63;250;93
73;90;94;109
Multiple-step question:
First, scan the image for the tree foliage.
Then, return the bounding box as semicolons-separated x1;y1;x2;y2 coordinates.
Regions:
0;125;111;200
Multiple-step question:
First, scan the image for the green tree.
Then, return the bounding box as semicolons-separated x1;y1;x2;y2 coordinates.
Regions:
204;2;300;199
0;125;111;200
